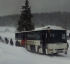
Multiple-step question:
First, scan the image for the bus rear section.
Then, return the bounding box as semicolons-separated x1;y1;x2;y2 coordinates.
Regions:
42;30;68;54
15;32;26;47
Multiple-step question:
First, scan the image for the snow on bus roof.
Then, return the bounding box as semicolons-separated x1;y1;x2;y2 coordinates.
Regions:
15;25;65;33
35;25;65;30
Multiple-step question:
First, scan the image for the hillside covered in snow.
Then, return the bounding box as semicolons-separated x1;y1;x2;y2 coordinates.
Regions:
0;26;70;64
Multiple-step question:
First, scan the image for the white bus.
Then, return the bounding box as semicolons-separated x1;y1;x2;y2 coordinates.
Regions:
15;27;68;54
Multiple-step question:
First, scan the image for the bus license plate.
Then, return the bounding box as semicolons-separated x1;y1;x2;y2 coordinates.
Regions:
57;50;63;53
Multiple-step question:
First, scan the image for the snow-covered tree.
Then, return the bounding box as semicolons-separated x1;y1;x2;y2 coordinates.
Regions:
17;0;34;31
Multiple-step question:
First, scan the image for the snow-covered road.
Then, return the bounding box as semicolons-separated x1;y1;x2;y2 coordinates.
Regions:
0;42;70;64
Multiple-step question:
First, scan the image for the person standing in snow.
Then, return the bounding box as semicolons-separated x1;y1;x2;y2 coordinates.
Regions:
5;37;9;44
10;39;13;46
0;36;4;43
0;36;1;40
15;40;20;46
0;36;2;42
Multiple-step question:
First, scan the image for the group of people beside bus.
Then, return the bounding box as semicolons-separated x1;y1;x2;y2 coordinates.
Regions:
0;36;13;46
0;36;25;47
15;40;25;47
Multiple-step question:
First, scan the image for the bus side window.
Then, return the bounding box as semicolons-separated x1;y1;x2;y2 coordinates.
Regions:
46;33;47;38
52;33;55;37
50;33;55;37
35;31;42;40
23;34;25;40
36;33;40;40
62;34;65;39
27;33;31;40
27;32;36;40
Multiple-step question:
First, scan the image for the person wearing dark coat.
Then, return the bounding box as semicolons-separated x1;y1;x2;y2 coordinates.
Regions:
0;36;1;40
0;36;1;42
10;39;13;46
0;36;4;43
15;40;20;46
5;37;9;44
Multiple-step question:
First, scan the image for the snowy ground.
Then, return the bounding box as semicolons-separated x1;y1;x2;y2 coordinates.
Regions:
0;26;70;64
0;39;70;64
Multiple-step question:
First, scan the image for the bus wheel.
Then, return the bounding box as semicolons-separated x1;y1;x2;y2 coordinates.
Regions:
37;46;40;53
53;53;58;55
37;46;39;53
65;51;67;55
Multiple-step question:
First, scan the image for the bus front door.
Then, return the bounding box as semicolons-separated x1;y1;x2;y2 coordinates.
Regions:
42;32;47;54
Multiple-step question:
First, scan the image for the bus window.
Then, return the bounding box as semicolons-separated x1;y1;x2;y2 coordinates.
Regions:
49;30;67;43
36;33;40;40
27;32;36;40
52;33;55;37
27;31;41;40
22;34;24;39
36;34;40;40
62;34;66;39
50;33;55;42
35;31;41;40
15;33;23;40
46;33;47;38
50;33;55;37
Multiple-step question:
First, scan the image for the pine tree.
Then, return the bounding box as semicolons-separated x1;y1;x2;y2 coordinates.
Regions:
17;0;34;31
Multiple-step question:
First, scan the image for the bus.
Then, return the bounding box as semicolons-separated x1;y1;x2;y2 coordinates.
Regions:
15;27;68;54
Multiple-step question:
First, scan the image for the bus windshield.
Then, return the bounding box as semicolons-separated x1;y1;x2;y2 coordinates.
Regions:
48;30;67;43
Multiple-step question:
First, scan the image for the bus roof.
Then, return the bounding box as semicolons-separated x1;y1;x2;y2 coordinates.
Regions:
35;25;65;30
15;26;66;33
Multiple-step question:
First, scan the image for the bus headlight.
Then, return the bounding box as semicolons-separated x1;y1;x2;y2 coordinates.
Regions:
48;49;53;51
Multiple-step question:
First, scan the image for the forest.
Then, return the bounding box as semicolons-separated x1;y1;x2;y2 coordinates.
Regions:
0;11;70;29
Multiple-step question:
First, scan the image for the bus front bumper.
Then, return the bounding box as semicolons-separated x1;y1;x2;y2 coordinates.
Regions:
46;49;67;54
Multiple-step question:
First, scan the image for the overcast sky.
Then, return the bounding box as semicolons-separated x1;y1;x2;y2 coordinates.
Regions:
0;0;70;16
